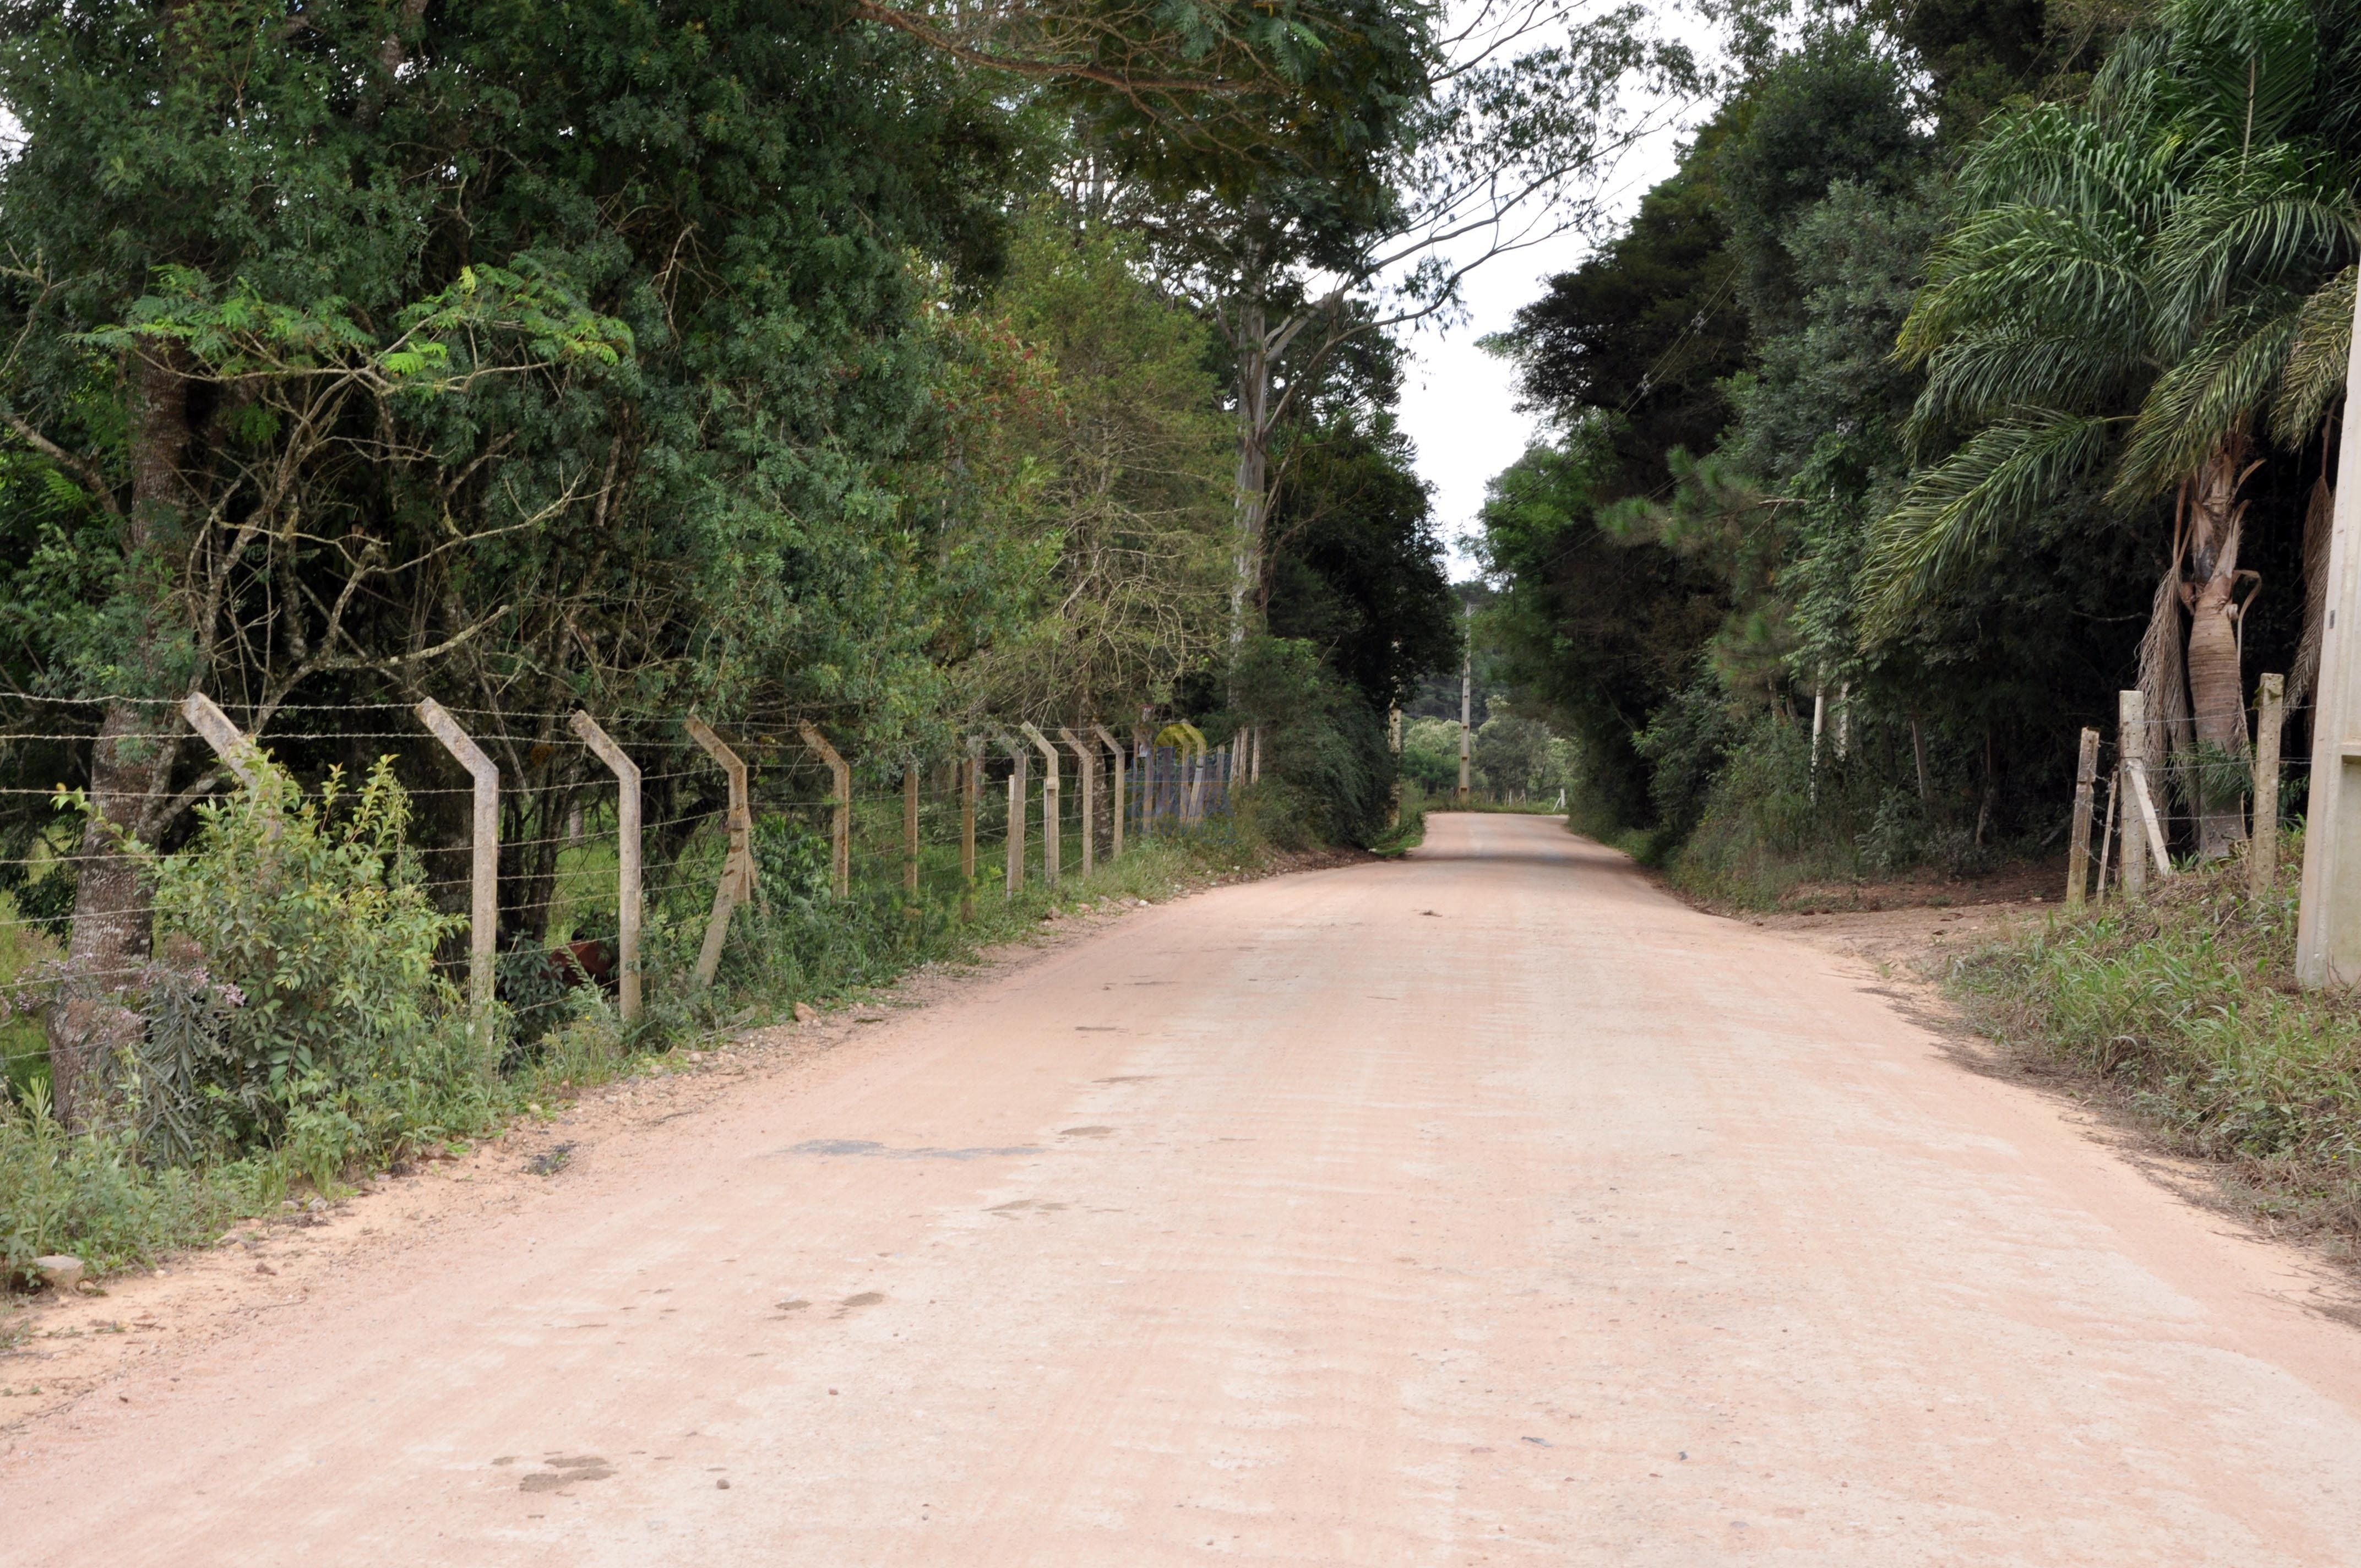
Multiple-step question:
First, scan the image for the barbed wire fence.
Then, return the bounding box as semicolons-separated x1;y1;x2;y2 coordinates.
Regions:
0;693;1265;1097
2057;679;2308;908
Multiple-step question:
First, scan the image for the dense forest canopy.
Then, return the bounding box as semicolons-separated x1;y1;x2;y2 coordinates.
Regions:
1475;0;2360;898
0;0;1695;1127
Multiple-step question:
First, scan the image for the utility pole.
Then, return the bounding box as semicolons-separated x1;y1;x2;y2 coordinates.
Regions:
1457;601;1473;805
2299;319;2361;980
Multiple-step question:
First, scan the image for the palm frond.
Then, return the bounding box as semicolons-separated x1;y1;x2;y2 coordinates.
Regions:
1902;204;2153;362
1859;412;2119;639
1911;331;2144;436
1959;101;2178;227
2292;470;2333;708
2088;25;2172;132
2114;298;2298;500
2153;145;2360;322
2159;0;2318;149
2270;265;2356;445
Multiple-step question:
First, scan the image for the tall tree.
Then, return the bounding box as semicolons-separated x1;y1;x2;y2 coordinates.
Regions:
1867;0;2359;855
1108;0;1694;652
0;0;1037;1124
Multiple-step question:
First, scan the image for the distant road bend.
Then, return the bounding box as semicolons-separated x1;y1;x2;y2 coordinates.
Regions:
9;813;2361;1564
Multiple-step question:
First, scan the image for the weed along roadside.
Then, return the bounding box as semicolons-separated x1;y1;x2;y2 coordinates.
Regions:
1946;839;2361;1253
0;705;1324;1309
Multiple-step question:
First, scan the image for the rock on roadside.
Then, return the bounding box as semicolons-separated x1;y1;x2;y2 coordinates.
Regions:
33;1255;86;1294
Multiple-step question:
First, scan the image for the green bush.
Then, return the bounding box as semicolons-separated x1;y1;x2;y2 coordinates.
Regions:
126;756;490;1174
1224;635;1393;846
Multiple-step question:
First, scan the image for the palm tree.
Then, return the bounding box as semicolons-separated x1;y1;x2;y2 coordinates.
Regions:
1862;0;2358;858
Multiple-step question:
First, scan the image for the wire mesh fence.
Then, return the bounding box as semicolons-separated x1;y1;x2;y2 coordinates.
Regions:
0;695;1266;1097
2058;688;2313;907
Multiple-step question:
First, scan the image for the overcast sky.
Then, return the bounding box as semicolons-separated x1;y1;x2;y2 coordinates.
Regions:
1392;0;1727;581
1393;121;1698;580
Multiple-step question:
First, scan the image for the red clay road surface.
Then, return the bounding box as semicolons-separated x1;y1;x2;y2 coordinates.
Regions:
9;813;2361;1565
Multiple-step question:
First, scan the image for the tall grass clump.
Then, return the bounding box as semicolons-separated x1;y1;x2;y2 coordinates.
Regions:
1953;837;2361;1235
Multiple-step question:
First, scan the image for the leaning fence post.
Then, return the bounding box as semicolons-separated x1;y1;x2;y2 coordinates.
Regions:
417;698;499;1017
1004;737;1028;895
687;716;757;987
2130;762;2173;878
1020;722;1062;888
181;693;265;789
903;763;921;897
796;721;850;896
1092;723;1125;859
1058;727;1097;878
2067;726;2099;908
569;711;642;1023
2253;672;2286;901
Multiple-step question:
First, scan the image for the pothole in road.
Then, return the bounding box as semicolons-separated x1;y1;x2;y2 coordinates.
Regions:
519;1454;613;1492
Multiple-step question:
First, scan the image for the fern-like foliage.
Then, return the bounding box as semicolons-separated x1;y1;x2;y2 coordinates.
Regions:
1865;0;2357;634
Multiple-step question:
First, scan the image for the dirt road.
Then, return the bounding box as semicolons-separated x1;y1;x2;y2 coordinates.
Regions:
9;813;2361;1565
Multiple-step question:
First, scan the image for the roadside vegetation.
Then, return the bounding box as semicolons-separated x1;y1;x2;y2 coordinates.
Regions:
1469;0;2358;911
1954;844;2361;1246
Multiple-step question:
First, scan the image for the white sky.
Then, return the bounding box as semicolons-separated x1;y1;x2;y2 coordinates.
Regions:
1396;129;1698;577
1395;8;1723;579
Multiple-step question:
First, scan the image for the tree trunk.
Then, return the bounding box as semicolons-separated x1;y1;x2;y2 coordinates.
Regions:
1228;284;1270;657
2181;438;2252;860
45;353;190;1130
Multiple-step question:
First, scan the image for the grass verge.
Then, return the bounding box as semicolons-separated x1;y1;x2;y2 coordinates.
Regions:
2;813;1302;1288
1948;837;2361;1249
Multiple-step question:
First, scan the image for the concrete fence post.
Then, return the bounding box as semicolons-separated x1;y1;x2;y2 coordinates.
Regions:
1004;737;1029;895
1058;727;1097;876
796;721;850;896
2119;691;2149;896
2252;673;2286;901
1020;723;1062;888
569;710;642;1022
417;698;499;1017
2296;286;2361;983
1092;723;1125;859
687;716;757;987
2119;689;2174;885
181;693;265;790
